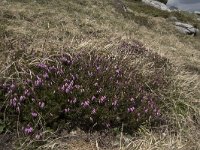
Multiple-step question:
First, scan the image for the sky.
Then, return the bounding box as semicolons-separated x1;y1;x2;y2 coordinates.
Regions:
167;0;200;11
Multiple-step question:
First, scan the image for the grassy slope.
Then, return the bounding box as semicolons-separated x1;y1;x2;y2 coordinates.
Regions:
0;0;199;149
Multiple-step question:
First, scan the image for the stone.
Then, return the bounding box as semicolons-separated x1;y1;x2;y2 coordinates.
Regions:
194;11;200;16
175;22;199;35
168;6;178;11
142;0;171;12
168;16;178;21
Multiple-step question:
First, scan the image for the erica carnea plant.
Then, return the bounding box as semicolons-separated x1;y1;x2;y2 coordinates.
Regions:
0;42;172;136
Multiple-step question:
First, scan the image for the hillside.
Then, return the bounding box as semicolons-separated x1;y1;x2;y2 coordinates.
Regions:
0;0;200;149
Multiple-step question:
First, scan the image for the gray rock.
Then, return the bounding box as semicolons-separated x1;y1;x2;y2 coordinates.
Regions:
194;11;200;16
168;6;178;11
142;0;171;12
175;22;199;35
175;22;193;29
168;16;178;21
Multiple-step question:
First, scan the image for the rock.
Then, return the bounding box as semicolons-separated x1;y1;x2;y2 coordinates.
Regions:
175;22;199;35
142;0;171;12
168;16;178;21
194;11;200;16
168;6;178;11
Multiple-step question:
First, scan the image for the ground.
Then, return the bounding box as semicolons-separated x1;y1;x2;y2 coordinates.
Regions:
0;0;200;149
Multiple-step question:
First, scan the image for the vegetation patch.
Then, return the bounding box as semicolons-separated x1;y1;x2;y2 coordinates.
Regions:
0;41;173;138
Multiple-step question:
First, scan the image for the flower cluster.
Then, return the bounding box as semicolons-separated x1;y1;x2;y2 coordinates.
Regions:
0;47;172;135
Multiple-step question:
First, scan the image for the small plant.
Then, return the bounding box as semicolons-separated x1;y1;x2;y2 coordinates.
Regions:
0;42;173;137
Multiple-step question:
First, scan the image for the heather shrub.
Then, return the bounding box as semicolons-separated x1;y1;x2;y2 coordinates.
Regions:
0;43;173;136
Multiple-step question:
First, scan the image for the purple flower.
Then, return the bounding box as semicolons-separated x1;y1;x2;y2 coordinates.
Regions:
43;72;49;79
65;88;70;93
60;56;72;65
62;80;74;93
10;97;17;107
35;76;43;87
81;100;90;108
19;96;26;102
91;108;96;114
49;66;57;72
24;126;33;134
39;102;45;108
99;96;106;104
61;85;65;91
16;106;20;113
68;98;77;104
96;66;100;70
116;69;120;74
31;112;38;117
10;84;15;89
25;79;32;84
37;63;47;69
156;109;161;116
128;106;135;113
24;89;31;96
112;100;118;106
64;108;70;113
91;96;96;101
73;98;77;103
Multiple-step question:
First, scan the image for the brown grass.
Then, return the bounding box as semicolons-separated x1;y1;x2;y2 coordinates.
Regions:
0;0;200;149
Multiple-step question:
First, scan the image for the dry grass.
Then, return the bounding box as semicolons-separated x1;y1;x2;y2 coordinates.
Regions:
0;0;200;149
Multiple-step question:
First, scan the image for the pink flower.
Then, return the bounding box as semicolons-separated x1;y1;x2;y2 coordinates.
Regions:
91;108;96;114
19;96;26;102
10;97;17;107
16;106;20;113
24;126;33;134
116;69;120;74
35;76;43;87
43;72;49;79
81;100;90;108
128;107;135;113
24;89;31;96
112;100;118;106
39;102;45;108
31;112;38;117
37;63;47;69
65;88;70;93
64;108;70;113
99;96;106;104
91;96;96;101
